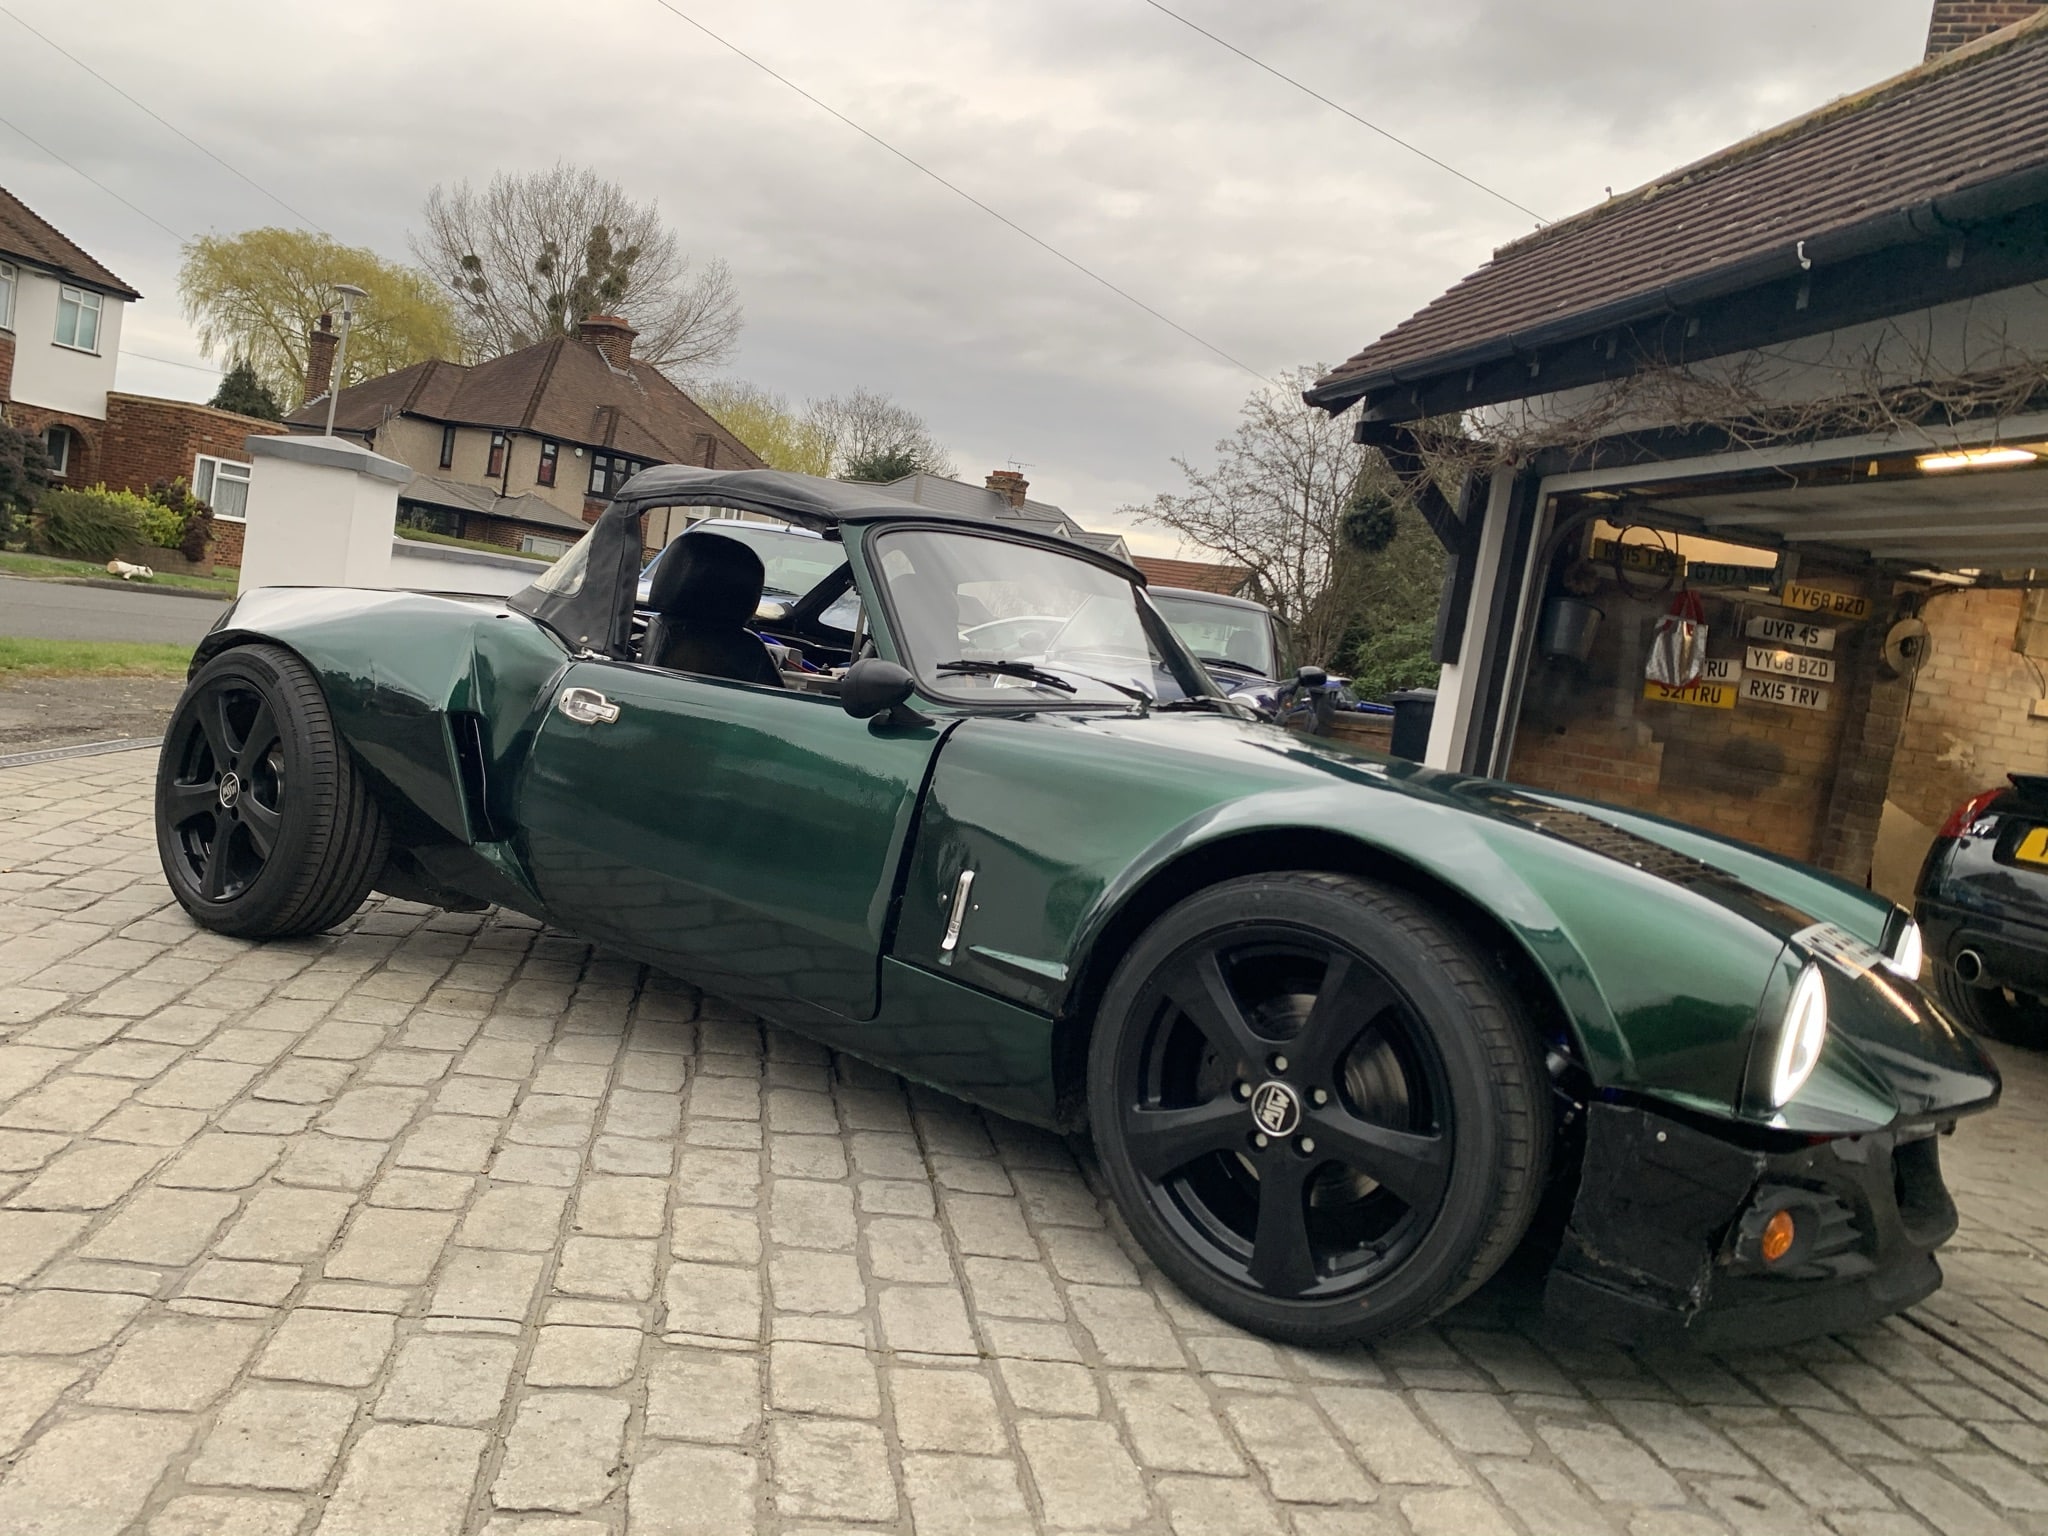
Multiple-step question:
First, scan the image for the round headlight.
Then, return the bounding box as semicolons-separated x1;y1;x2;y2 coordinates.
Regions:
1883;919;1923;981
1771;963;1829;1107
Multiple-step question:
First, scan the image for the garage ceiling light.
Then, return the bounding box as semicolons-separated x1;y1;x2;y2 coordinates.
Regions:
1916;447;2039;472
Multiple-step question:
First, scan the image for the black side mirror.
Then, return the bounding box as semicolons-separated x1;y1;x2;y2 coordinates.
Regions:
1296;666;1329;689
840;658;934;729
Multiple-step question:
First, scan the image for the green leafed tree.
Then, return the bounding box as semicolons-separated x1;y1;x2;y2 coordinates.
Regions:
413;163;741;380
208;360;283;422
0;421;54;545
692;380;834;476
695;380;951;482
179;229;463;409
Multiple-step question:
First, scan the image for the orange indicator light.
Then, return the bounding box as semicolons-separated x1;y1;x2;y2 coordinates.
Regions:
1761;1209;1797;1265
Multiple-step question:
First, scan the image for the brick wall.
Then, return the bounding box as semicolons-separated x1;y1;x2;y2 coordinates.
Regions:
1925;1;2044;55
98;393;285;499
1508;567;1880;866
6;403;106;487
210;519;246;568
0;328;14;407
1888;588;2048;827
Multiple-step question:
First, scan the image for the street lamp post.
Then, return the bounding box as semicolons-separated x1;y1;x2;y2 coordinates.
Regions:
323;283;369;439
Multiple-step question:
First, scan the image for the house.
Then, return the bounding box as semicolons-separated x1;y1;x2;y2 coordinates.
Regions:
1131;556;1252;595
0;185;284;542
1306;0;2048;892
871;468;1134;561
283;315;763;557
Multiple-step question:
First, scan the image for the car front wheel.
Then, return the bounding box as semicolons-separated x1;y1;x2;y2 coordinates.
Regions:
155;644;388;939
1087;871;1551;1345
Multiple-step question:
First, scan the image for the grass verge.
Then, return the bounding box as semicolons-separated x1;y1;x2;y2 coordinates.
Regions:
0;637;194;678
0;550;240;595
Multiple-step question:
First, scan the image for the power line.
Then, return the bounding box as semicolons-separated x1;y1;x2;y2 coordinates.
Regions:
0;5;327;235
645;0;1266;382
0;109;187;240
1139;0;1548;225
120;349;223;374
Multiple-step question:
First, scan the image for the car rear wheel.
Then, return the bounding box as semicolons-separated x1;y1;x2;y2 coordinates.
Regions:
155;644;388;939
1086;871;1550;1345
1935;963;2048;1051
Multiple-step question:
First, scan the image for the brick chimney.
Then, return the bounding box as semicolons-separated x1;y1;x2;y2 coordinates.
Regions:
578;315;638;369
305;312;338;410
1926;1;2045;57
985;469;1029;508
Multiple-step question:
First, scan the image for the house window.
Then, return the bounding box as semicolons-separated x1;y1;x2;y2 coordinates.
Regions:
54;286;102;352
43;427;70;477
192;454;252;520
486;431;507;478
0;261;16;330
588;452;645;498
439;424;456;470
520;533;571;557
536;440;559;488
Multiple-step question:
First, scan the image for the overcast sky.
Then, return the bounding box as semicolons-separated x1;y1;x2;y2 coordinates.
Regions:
2;0;1941;554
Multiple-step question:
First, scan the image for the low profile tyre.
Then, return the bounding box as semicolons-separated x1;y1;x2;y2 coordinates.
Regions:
155;643;389;939
1936;963;2048;1051
1087;872;1550;1345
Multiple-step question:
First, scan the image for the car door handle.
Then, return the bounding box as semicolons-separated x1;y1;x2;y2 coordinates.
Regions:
558;687;620;726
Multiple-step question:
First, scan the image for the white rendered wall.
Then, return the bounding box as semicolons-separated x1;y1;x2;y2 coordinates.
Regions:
388;541;544;596
6;267;121;419
237;437;407;592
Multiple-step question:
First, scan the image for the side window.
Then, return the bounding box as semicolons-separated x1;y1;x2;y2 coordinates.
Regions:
54;286;102;351
486;432;508;478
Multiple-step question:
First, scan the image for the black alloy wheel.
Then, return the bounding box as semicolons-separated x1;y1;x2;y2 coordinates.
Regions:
162;674;287;904
155;644;389;939
1089;872;1549;1345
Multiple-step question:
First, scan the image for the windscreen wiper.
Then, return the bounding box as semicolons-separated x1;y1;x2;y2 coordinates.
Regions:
1155;695;1236;712
936;660;1077;693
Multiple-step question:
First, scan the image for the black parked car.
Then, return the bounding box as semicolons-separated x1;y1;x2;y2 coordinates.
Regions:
1916;773;2048;1049
1149;586;1387;734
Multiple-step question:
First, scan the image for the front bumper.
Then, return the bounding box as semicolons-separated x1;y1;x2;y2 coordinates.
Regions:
1544;1100;1968;1348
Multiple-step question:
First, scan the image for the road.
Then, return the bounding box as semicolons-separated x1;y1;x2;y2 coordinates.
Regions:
0;574;227;645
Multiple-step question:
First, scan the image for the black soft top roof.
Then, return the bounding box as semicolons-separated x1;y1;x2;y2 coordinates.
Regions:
508;464;1142;659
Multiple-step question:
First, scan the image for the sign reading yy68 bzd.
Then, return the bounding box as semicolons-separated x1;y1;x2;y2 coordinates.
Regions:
1746;646;1836;683
1781;583;1871;620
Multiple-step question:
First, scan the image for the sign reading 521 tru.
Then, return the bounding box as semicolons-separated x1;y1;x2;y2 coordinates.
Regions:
1746;646;1836;683
1781;583;1871;620
1746;614;1836;652
1744;675;1830;711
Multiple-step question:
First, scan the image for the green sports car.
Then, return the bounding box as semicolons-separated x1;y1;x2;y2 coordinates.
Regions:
155;466;2000;1347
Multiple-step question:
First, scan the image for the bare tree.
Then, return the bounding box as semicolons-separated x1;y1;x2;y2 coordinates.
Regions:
1123;366;1404;665
810;388;955;480
412;163;741;378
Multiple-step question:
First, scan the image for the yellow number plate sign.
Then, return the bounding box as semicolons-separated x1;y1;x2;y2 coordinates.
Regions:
1644;679;1737;709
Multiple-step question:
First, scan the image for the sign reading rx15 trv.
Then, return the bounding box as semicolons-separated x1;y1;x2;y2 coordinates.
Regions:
1744;675;1831;711
1746;614;1836;652
1746;646;1836;683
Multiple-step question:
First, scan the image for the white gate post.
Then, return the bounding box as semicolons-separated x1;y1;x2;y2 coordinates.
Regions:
236;434;410;593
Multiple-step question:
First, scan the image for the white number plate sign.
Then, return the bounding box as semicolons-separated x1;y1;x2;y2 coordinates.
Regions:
1746;615;1836;652
1745;646;1836;683
1743;675;1831;711
1700;657;1743;683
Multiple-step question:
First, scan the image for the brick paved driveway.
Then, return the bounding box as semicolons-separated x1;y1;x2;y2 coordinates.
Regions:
3;746;2047;1536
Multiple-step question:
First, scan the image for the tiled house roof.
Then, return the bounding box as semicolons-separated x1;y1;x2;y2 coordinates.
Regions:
0;186;140;299
1133;556;1251;595
286;335;762;469
1309;12;2048;411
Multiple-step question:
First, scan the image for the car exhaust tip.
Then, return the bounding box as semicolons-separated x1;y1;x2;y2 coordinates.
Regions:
1954;949;1986;985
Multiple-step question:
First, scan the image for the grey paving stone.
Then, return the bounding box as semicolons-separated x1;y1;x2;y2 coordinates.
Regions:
770;1417;898;1523
492;1392;631;1512
0;1358;86;1457
1222;1392;1375;1504
671;1203;761;1266
376;1334;519;1425
627;1443;758;1536
325;1207;459;1285
662;1260;762;1340
254;1307;396;1386
0;1410;192;1536
0;1208;88;1282
1108;1371;1243;1473
214;1187;355;1262
892;1364;1007;1453
527;1324;643;1387
646;1348;762;1443
0;1288;144;1354
319;1423;488;1536
1017;1417;1151;1531
556;1234;658;1300
145;1493;309;1536
461;1184;571;1251
431;1247;547;1321
189;1383;360;1490
770;1340;881;1417
903;1453;1035;1535
85;1316;261;1410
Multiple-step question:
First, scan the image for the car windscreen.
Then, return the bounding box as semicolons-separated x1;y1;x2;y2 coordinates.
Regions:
873;528;1217;705
1150;593;1275;676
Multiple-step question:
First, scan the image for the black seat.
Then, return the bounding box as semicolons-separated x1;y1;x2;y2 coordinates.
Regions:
642;533;784;687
